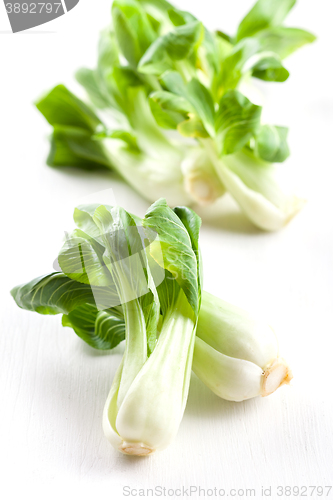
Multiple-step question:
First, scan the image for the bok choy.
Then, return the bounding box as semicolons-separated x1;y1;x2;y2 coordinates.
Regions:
11;199;202;455
36;0;315;230
11;199;292;455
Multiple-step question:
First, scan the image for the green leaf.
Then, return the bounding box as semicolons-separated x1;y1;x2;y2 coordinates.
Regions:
219;38;260;90
216;30;232;44
159;70;187;95
97;29;120;76
94;128;141;153
74;204;107;242
172;205;202;300
167;8;196;27
236;0;296;41
143;198;200;315
186;78;215;137
160;73;215;137
11;273;98;315
47;126;110;170
138;21;203;75
216;90;262;155
251;53;289;82
254;125;290;163
136;0;172;12
149;90;193;129
62;304;125;350
36;85;101;132
75;68;111;109
255;27;316;59
92;204;160;352
58;229;114;287
112;0;156;67
177;115;209;138
220;38;289;86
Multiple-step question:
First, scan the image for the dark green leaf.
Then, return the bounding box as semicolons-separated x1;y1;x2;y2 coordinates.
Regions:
11;273;98;315
62;304;125;350
252;53;289;82
173;205;202;302
47;126;111;170
216;30;232;43
143;198;200;315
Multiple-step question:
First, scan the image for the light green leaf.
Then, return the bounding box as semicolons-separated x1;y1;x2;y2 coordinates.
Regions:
58;229;113;287
160;73;215;136
112;0;156;67
255;26;316;59
177;115;209;138
236;0;296;41
219;38;260;90
149;90;193;129
159;70;187;95
75;68;110;109
216;90;262;155
97;29;120;75
220;38;289;86
92;205;160;350
138;21;203;75
94;128;141;153
186;78;215;137
254;125;290;163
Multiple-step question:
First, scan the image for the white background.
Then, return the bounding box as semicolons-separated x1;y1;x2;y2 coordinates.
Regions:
1;1;333;498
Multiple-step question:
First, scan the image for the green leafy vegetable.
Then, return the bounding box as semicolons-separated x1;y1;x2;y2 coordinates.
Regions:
11;199;202;455
36;0;315;230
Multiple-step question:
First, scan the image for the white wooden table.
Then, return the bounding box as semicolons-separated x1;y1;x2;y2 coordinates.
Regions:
1;1;332;498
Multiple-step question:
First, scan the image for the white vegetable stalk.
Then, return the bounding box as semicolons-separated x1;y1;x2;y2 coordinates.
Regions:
192;292;292;401
103;140;192;207
102;88;193;207
181;147;226;205
103;290;196;456
206;146;305;231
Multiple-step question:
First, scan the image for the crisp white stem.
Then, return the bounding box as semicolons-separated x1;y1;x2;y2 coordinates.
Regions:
197;292;278;368
181;148;226;205
117;300;147;408
192;291;292;401
106;291;196;455
203;141;305;231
